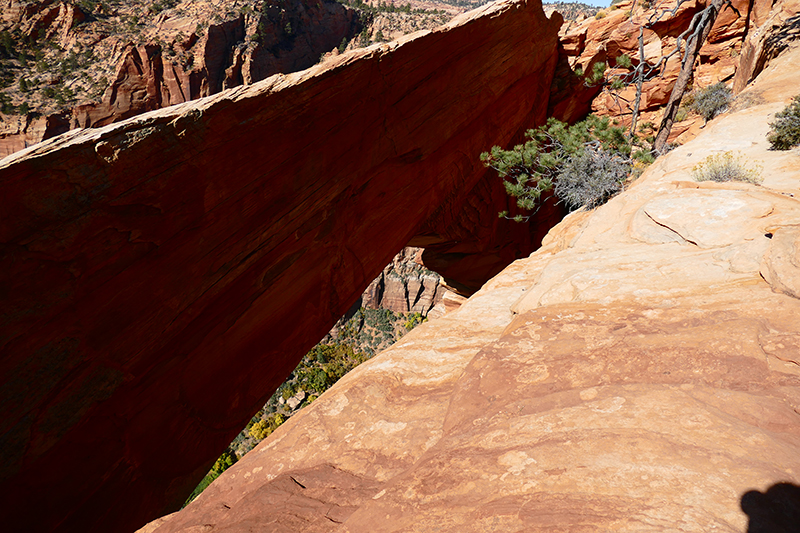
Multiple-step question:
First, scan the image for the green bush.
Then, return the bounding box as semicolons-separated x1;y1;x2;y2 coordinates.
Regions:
691;82;731;122
767;94;800;150
482;115;647;217
615;54;632;68
0;30;16;58
587;61;607;85
692;152;762;184
0;93;15;114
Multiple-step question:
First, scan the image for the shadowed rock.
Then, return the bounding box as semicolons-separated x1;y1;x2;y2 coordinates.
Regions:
0;0;562;531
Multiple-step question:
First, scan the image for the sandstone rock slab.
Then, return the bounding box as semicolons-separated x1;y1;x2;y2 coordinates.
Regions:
142;41;800;533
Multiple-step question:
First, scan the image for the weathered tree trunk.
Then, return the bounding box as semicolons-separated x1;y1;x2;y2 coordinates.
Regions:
629;27;647;139
652;0;726;154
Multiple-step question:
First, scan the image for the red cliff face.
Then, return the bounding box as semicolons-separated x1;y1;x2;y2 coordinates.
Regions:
0;1;562;531
547;0;788;132
72;0;362;129
0;0;363;156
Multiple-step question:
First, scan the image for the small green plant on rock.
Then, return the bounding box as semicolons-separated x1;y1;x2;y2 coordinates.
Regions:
615;53;632;69
767;94;800;150
692;151;763;184
691;82;731;123
586;61;607;85
184;448;237;505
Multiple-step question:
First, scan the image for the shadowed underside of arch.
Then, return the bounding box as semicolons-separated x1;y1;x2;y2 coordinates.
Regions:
0;1;564;531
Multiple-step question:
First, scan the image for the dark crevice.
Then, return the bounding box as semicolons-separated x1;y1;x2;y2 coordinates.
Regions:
643;211;698;246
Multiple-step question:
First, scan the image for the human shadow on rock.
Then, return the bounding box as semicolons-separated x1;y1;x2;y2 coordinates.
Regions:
741;482;800;533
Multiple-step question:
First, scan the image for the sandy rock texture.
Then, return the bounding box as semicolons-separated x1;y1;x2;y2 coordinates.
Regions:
0;1;561;531
148;44;800;532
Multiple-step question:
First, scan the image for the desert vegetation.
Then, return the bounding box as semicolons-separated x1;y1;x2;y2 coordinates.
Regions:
692;151;763;184
487;0;745;218
767;95;800;150
688;82;732;123
482;115;653;217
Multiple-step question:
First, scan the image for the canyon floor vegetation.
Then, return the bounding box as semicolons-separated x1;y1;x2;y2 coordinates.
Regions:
184;306;428;505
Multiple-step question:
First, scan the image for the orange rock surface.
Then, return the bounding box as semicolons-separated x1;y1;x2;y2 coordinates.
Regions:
144;43;800;533
0;1;561;531
548;0;794;138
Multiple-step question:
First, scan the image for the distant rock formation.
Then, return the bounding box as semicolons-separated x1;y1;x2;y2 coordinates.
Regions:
141;42;800;533
0;1;562;531
542;1;599;21
0;0;464;157
72;0;362;128
361;247;443;315
2;0;786;158
0;0;364;156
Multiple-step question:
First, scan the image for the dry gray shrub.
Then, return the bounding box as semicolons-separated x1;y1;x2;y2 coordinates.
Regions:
554;149;630;209
692;82;732;122
692;152;763;184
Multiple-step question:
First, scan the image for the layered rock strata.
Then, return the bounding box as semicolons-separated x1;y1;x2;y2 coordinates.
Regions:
360;247;443;316
0;1;561;531
145;43;800;533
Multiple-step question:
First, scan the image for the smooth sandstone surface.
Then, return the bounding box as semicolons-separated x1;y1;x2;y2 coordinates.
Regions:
0;1;561;531
149;45;800;532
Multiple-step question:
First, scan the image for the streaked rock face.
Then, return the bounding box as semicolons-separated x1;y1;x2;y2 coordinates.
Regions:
0;1;561;531
0;0;363;157
361;247;443;316
145;45;800;533
71;0;361;129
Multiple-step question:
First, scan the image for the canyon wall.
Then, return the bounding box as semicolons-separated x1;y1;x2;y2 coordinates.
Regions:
142;42;800;533
0;1;562;531
0;0;364;156
72;0;363;129
548;0;800;141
